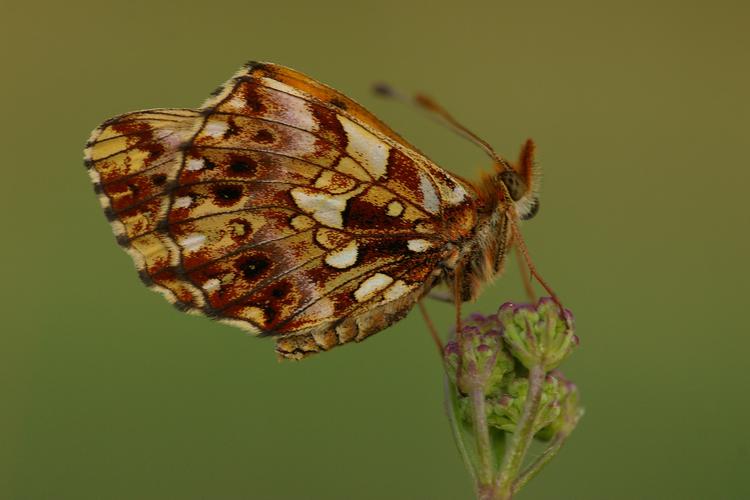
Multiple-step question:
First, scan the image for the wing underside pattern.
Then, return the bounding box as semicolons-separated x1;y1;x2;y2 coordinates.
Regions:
85;62;477;358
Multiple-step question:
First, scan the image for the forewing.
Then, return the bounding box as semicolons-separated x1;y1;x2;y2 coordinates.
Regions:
85;62;477;357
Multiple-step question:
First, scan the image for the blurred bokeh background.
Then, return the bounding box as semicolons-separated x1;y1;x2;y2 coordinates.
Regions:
2;1;748;498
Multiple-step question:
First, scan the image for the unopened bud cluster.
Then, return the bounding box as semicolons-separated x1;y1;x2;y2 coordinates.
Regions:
444;298;580;440
499;298;578;372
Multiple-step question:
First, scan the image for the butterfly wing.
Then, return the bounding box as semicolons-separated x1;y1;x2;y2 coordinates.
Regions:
85;62;477;359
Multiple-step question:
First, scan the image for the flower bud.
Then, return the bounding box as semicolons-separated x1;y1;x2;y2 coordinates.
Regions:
443;313;514;397
486;374;566;438
498;297;578;371
536;371;584;440
486;378;526;432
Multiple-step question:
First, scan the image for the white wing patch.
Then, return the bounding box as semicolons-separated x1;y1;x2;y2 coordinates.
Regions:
446;183;468;205
203;119;228;138
202;278;221;292
338;115;389;180
324;241;359;269
186;158;205;171
383;280;411;301
354;273;394;302
407;239;432;252
179;233;206;252
290;186;366;229
174;196;192;209
419;172;440;214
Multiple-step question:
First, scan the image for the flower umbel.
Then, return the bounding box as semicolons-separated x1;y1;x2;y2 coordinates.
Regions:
443;298;583;500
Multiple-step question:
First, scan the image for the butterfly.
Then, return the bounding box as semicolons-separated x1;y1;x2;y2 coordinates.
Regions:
84;61;543;360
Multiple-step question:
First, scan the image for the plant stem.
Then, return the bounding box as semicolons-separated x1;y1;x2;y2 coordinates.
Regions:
493;364;546;499
470;386;494;489
443;379;478;488
511;408;581;495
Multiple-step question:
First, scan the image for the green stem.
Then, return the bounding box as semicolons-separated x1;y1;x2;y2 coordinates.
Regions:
470;386;495;489
493;365;546;499
511;408;581;495
513;435;566;494
443;378;477;488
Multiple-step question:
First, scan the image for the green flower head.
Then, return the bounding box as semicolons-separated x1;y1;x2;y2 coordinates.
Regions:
498;297;578;371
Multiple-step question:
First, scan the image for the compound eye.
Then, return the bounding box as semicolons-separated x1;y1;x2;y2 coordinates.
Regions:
521;197;540;220
499;170;527;201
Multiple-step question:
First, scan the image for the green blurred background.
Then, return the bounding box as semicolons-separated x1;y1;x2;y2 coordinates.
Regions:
2;1;748;498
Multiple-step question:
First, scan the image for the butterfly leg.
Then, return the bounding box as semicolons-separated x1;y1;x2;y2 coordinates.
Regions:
418;301;444;353
513;237;538;303
453;261;464;337
506;212;567;319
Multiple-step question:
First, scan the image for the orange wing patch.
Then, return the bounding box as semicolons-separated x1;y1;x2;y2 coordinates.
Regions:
85;61;479;359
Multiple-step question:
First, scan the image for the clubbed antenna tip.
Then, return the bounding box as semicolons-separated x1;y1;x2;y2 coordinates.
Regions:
372;82;397;97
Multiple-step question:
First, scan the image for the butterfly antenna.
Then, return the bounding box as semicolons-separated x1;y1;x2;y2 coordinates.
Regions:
373;83;509;169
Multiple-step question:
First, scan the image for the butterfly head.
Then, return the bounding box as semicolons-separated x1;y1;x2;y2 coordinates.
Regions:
494;138;540;221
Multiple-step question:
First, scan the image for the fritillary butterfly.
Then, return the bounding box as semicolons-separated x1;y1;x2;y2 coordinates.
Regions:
84;62;541;359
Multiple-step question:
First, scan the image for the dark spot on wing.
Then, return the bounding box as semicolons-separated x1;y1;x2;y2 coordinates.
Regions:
238;255;270;280
229;158;257;175
213;185;243;204
223;118;241;138
152;173;167;186
254;129;274;144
